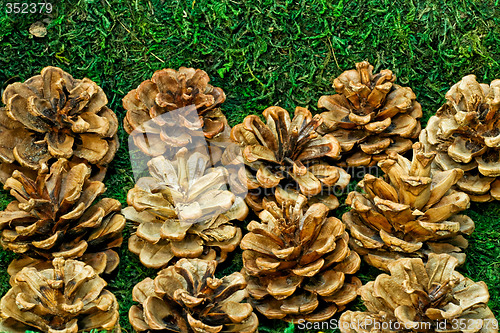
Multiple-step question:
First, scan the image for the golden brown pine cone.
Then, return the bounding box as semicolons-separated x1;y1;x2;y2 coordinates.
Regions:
420;75;500;202
125;148;247;269
230;105;350;212
129;258;258;333
241;190;362;322
0;258;120;333
318;61;422;167
339;254;497;333
343;143;474;272
0;159;125;275
123;67;229;157
0;66;119;183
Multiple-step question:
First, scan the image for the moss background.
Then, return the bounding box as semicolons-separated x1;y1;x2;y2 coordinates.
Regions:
0;0;499;332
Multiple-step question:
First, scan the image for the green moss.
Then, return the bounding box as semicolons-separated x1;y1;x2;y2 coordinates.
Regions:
0;0;499;331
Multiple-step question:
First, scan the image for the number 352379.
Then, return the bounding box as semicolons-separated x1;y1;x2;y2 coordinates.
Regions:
6;3;53;14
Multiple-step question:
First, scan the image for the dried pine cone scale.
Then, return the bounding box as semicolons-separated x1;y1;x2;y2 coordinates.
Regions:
231;106;349;212
125;148;247;269
0;258;120;333
0;158;125;275
318;61;422;166
0;67;119;182
339;254;497;333
241;191;361;322
421;75;500;201
129;258;258;333
343;143;474;272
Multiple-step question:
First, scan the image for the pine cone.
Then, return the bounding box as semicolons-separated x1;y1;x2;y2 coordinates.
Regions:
343;143;474;272
0;159;125;275
318;61;422;167
123;67;228;157
0;258;120;333
339;254;497;333
241;190;362;322
230;106;350;212
125;148;247;269
420;75;500;202
129;258;258;333
0;66;119;183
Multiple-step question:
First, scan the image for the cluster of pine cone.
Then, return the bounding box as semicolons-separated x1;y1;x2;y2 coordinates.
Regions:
0;63;497;333
0;67;123;332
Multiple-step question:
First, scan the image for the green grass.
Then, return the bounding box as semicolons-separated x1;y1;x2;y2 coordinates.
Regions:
0;0;499;332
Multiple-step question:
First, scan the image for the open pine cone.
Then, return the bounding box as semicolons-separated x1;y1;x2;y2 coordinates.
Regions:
123;67;229;156
0;66;119;183
420;75;500;202
241;190;362;322
125;148;247;269
0;258;120;333
230;105;350;212
343;143;474;272
129;258;258;333
0;158;125;275
339;254;497;333
318;61;422;166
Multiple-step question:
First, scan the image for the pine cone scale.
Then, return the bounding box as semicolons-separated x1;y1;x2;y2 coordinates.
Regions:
322;277;361;306
279;292;318;315
13;136;49;169
8;95;51;133
244;116;278;151
170;234;204;257
303;270;344;296
322;234;351;265
299;219;339;264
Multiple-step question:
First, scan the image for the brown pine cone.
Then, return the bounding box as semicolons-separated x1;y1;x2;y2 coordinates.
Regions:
0;66;119;183
230;105;350;212
420;75;500;202
318;61;422;167
0;258;120;333
123;67;229;157
125;148;247;269
241;190;361;322
339;254;497;333
129;258;258;333
0;159;125;275
343;143;474;272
